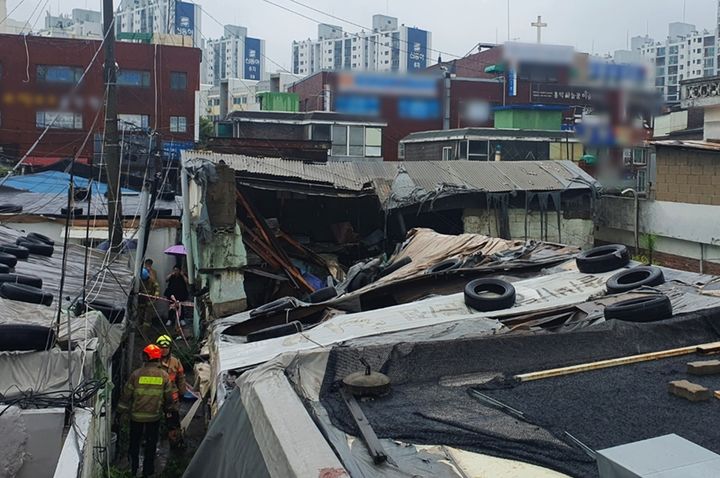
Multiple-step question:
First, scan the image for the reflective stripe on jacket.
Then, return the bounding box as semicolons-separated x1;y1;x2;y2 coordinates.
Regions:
118;362;178;422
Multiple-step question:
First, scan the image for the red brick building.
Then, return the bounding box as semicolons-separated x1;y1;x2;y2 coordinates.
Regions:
0;34;200;164
288;48;546;161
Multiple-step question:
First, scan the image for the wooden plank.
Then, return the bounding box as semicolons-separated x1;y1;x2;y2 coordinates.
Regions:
715;391;720;400
697;342;720;355
515;343;719;383
339;387;388;465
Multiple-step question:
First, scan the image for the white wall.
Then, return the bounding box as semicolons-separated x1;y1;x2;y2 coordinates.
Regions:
596;195;720;267
463;208;594;249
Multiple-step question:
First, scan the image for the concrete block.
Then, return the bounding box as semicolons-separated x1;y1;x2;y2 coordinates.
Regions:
675;174;688;184
687;360;720;376
668;380;712;402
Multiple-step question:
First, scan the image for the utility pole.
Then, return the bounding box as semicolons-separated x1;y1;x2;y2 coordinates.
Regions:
103;0;123;251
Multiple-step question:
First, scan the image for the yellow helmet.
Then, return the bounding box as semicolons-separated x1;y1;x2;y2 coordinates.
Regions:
156;335;173;347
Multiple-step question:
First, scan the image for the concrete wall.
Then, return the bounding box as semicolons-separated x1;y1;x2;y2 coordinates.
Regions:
655;146;720;205
463;207;594;249
596;195;720;273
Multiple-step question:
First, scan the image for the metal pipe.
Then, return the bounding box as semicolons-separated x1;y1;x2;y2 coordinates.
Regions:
127;183;150;373
622;188;639;255
180;161;199;338
443;69;451;130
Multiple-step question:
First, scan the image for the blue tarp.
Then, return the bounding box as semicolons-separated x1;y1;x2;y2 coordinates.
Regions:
3;171;138;195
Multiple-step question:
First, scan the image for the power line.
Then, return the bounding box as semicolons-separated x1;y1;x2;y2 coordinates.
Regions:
282;0;466;61
0;0;27;27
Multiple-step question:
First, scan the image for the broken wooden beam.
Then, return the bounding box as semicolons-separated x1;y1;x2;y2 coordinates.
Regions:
668;380;712;402
687;360;720;376
515;343;720;383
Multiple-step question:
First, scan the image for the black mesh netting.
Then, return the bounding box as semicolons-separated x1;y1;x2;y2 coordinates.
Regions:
318;308;720;477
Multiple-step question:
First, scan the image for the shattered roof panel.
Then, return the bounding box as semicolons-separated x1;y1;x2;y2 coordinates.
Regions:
185;152;598;200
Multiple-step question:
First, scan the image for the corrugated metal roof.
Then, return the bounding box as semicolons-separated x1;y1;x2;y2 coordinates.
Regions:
651;139;720;152
185;152;597;204
402;127;580;143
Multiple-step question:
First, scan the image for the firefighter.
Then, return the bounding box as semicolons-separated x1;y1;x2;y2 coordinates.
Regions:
156;334;186;449
118;344;178;477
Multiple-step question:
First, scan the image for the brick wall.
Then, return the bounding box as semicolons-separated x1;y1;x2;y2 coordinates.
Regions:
655;147;720;205
463;208;594;249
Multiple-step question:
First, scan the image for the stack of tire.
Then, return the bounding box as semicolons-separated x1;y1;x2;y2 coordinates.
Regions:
73;299;126;323
0;233;55;307
576;244;672;323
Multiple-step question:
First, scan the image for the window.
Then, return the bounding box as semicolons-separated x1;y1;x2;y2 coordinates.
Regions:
170;116;187;133
118;113;149;129
170;72;187;90
365;127;381;157
459;140;468;159
331;124;347;156
632;149;647;165
637;169;647;192
398;142;405;159
36;111;82;129
37;65;82;84
468;140;489;161
623;148;632;166
117;69;151;87
348;126;364;156
442;146;453;161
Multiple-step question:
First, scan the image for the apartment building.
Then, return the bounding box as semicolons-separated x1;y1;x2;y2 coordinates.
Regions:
204;25;266;86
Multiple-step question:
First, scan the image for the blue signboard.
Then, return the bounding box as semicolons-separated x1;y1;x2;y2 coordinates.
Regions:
406;27;428;72
175;1;195;37
335;95;381;116
398;98;440;120
508;68;517;97
244;37;262;80
163;140;195;162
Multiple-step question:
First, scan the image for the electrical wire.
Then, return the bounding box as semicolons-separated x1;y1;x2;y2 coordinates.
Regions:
0;0;26;27
0;17;116;188
0;378;108;417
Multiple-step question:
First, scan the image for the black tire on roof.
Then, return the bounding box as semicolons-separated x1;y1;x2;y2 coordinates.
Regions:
426;258;463;275
308;286;338;304
0;283;53;306
464;278;516;312
0;204;23;214
26;232;55;246
0;264;10;274
0;244;29;260
378;256;412;278
60;207;83;216
604;294;673;322
246;321;303;343
74;299;125;323
0;252;17;268
16;238;54;257
606;266;665;294
0;273;43;289
0;324;55;351
576;244;630;273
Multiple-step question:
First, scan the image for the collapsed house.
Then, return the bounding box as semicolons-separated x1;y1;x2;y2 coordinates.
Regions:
185;225;720;477
180;152;599;317
0;225;131;478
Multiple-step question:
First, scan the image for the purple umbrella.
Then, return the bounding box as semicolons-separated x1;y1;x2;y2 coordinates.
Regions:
164;244;187;256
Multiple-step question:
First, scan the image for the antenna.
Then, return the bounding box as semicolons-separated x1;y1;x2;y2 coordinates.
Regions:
683;0;686;22
507;0;510;41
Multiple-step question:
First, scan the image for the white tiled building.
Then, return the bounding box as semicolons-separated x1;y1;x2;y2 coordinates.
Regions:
291;14;432;75
638;22;717;104
204;25;266;86
116;0;202;47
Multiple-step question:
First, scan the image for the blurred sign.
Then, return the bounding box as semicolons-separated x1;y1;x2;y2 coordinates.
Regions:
460;100;491;123
335;95;381;116
338;73;438;97
508;68;517;97
407;27;429;71
174;1;195;37
398;98;440;120
244;37;262;80
503;42;575;65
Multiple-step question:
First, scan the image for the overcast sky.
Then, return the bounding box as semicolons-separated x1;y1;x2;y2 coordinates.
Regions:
9;0;719;71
